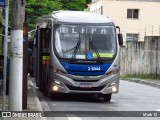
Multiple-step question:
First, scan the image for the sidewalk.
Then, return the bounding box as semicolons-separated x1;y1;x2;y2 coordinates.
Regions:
121;78;160;89
0;76;46;120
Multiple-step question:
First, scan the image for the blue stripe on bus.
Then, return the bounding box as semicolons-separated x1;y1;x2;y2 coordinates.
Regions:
61;62;111;76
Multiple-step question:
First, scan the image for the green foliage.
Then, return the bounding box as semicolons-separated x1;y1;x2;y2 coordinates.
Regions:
26;0;61;17
25;0;91;30
60;0;86;11
26;0;62;29
0;13;4;25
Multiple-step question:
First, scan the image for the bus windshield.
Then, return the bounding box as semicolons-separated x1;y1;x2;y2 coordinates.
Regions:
55;25;117;60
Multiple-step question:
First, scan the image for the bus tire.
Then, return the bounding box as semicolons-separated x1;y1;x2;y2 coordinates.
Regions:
39;83;43;91
39;86;43;92
103;94;112;102
47;89;52;97
48;90;59;99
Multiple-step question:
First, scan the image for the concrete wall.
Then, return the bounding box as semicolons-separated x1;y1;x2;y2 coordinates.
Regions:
120;36;160;76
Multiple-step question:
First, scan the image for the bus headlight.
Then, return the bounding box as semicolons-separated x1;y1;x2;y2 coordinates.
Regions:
108;80;118;87
53;79;64;86
106;69;119;76
53;68;58;73
112;87;117;92
52;68;67;75
54;80;60;85
53;85;59;91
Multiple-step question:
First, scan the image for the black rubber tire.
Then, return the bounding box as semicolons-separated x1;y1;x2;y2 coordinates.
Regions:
103;94;112;102
47;89;52;97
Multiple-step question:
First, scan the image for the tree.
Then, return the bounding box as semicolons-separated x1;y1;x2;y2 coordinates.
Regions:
60;0;86;11
25;0;91;30
26;0;62;29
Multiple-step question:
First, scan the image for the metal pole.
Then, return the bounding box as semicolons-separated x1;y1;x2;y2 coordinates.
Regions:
2;0;9;113
9;0;24;111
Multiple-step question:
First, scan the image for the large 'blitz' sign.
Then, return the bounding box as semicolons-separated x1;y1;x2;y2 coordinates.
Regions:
0;0;5;7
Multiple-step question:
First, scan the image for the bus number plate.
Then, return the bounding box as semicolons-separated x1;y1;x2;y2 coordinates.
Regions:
80;82;92;88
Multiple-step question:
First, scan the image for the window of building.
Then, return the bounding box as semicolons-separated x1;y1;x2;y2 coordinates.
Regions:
126;33;139;41
127;9;139;19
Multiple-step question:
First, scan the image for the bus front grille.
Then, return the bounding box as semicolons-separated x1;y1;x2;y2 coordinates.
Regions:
66;85;105;91
73;79;99;82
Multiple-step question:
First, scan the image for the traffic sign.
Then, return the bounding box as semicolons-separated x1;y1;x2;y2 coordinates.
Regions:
0;0;5;7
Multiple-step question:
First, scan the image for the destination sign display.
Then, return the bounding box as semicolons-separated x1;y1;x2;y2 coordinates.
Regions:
59;25;114;34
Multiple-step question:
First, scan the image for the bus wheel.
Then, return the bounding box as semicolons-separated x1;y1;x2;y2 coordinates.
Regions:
103;94;112;102
47;90;52;97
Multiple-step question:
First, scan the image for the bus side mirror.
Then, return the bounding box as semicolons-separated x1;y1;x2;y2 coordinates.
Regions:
118;33;123;46
116;26;123;46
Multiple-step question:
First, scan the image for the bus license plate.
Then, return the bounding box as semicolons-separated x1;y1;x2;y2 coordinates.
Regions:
80;83;92;88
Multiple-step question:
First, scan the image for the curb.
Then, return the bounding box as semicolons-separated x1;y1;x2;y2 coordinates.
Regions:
121;78;160;89
29;80;47;120
32;86;44;111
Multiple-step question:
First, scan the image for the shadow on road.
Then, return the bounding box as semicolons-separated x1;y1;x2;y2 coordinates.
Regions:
37;89;113;104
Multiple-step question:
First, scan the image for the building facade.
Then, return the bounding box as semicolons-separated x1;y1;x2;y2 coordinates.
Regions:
89;0;160;43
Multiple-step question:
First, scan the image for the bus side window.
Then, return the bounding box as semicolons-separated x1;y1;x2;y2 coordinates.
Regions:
42;28;51;52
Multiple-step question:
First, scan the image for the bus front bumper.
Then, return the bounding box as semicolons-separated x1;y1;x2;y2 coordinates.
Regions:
49;74;119;95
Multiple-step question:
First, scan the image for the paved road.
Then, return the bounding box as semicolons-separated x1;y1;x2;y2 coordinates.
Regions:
37;80;160;120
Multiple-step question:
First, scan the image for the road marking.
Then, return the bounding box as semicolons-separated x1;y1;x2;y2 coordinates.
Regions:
52;104;56;106
67;117;82;120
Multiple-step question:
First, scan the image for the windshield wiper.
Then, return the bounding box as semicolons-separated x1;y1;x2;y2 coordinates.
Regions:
63;47;75;54
89;40;103;64
71;35;81;59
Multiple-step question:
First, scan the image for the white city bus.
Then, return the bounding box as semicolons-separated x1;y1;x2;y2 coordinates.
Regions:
34;11;123;102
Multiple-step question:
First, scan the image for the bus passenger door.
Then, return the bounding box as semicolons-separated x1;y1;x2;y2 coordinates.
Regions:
35;27;50;91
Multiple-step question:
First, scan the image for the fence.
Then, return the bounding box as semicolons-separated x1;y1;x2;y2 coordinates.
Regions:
120;36;160;76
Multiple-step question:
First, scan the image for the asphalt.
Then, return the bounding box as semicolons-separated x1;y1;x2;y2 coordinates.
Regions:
0;76;160;119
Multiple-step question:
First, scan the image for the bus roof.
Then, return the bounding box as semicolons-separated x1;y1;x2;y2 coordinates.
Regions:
51;11;113;24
